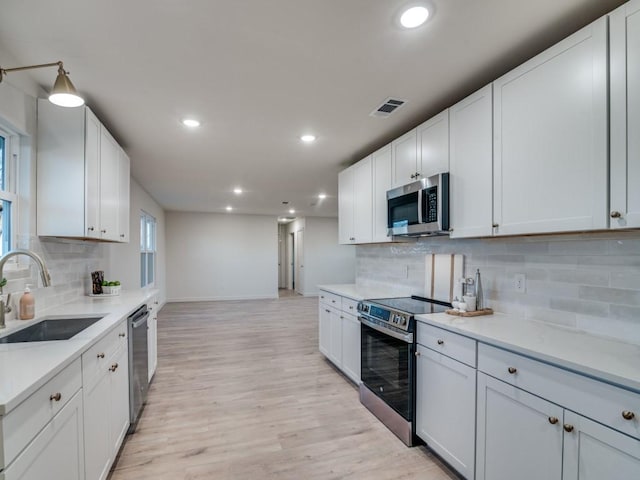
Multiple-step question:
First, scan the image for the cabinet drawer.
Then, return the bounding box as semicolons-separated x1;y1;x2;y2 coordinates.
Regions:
342;297;359;315
417;322;477;367
319;291;342;309
478;343;640;440
0;358;82;470
82;319;128;385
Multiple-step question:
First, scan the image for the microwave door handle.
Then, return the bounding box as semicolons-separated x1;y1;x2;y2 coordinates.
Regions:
417;189;423;224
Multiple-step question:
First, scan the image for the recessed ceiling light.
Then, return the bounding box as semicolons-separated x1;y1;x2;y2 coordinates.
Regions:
300;134;316;143
318;193;327;199
182;118;201;128
226;206;233;211
233;187;243;194
400;6;430;28
289;209;295;214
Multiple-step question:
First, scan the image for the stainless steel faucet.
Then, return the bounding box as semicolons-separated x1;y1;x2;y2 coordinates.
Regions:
0;249;52;329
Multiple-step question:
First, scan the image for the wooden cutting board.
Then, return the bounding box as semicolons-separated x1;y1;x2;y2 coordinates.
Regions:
425;254;464;303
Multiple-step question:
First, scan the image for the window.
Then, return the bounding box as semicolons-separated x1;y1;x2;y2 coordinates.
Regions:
0;127;18;256
140;211;156;287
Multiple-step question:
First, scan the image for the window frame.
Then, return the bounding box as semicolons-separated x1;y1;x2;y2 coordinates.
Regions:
0;126;19;256
140;211;157;288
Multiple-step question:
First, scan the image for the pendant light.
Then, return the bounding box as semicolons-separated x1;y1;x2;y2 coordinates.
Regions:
0;61;84;108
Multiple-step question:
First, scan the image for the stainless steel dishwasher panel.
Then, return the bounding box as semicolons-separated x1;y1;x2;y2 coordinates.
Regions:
128;304;149;433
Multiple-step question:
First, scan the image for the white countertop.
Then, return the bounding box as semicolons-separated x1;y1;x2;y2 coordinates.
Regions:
0;289;158;415
317;284;398;301
415;312;640;394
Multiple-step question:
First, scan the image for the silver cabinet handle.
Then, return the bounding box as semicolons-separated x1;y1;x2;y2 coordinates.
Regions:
611;211;622;218
622;411;635;420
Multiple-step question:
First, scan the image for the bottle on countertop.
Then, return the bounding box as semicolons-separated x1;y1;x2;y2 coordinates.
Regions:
474;269;484;310
19;284;35;320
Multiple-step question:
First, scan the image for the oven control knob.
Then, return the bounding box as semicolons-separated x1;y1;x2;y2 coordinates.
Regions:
400;316;407;326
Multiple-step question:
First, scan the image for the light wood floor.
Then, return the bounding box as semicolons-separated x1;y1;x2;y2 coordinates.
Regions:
110;296;457;480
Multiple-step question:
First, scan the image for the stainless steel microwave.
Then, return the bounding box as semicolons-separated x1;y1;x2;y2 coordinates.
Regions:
387;173;450;237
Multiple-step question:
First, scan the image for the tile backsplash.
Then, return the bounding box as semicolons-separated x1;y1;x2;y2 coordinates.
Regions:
2;235;108;318
357;231;640;344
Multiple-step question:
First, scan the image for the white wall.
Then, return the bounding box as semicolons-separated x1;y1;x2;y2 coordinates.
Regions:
165;212;278;301
285;217;355;296
109;179;167;305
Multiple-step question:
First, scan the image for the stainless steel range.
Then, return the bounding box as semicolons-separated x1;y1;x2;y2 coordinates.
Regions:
357;296;451;446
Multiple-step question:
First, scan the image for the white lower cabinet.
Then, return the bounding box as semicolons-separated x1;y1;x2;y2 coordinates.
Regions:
563;410;640;479
2;391;85;480
416;344;476;479
341;313;361;384
318;290;361;384
82;320;130;480
476;372;564;480
148;295;159;382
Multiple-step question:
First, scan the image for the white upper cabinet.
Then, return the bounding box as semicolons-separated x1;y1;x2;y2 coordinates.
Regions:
118;148;131;242
339;157;372;244
492;17;608;236
610;0;640;229
450;85;494;239
391;129;418;187
37;102;131;242
417;110;449;177
371;144;392;243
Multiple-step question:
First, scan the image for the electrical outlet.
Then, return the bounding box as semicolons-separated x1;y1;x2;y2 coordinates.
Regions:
514;273;526;293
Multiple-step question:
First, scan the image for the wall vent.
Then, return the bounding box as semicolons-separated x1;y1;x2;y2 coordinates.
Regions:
370;98;406;117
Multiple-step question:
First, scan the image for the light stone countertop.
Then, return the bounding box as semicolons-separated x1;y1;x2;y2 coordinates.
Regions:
0;289;159;415
317;284;399;302
416;312;640;394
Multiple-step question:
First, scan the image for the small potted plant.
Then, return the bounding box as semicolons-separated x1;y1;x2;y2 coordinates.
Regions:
101;280;121;295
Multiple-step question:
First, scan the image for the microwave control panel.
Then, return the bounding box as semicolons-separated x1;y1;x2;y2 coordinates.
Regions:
424;186;438;223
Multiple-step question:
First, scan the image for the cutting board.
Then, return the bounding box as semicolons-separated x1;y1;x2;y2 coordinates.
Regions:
425;254;464;303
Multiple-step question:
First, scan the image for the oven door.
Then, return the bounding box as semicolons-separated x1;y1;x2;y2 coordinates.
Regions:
360;317;415;422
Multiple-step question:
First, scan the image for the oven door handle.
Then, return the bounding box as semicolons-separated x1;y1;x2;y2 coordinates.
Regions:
359;316;413;344
417;188;423;224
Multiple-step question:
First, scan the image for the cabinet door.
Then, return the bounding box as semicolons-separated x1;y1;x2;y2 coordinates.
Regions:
416;345;476;479
99;127;120;241
417;110;449;178
83;371;112;480
372;144;392;243
352;157;373;244
476;373;563;480
610;0;640;229
3;391;84;480
562;410;640;479
85;108;101;239
450;85;494;238
117;147;131;242
109;346;130;455
338;166;355;244
319;305;331;357
493;17;608;236
341;313;361;384
148;304;158;382
391;129;418;187
328;309;343;367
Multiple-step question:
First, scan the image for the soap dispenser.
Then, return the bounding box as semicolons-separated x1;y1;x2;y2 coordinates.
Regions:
19;284;35;320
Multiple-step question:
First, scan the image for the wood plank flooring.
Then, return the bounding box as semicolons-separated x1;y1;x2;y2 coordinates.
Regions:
110;296;457;480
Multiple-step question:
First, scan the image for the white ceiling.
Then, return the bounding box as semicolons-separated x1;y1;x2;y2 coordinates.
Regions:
0;0;627;218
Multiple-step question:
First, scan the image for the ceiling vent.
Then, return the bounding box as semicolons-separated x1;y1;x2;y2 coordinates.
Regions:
370;98;406;118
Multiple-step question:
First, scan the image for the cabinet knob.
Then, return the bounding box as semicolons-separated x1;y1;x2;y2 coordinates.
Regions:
119;332;126;338
415;351;421;357
507;367;517;374
120;234;125;238
88;226;95;232
622;411;635;421
340;316;344;320
155;301;159;305
492;223;499;228
349;306;353;310
325;309;330;313
49;392;62;402
610;211;622;218
548;416;559;425
350;237;355;241
437;339;444;345
109;363;119;372
563;424;574;433
97;352;105;359
101;229;107;233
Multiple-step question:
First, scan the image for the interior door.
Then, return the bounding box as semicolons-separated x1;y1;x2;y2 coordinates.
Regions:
295;229;304;295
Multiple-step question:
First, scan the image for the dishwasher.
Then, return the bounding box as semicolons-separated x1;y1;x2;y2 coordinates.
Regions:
128;304;149;433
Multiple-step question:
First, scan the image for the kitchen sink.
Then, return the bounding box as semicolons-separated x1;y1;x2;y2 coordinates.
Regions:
0;317;103;344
